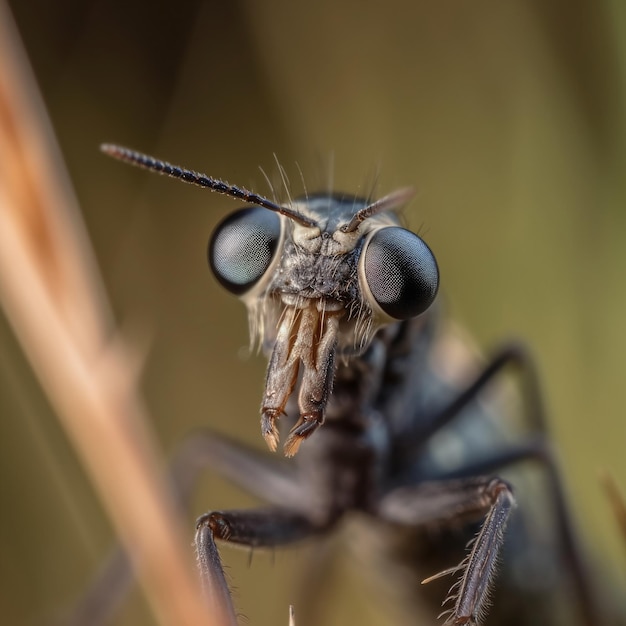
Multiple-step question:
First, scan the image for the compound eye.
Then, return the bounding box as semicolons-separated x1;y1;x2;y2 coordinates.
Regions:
208;207;282;295
363;227;439;319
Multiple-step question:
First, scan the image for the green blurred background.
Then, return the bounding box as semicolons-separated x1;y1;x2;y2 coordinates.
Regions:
1;1;626;625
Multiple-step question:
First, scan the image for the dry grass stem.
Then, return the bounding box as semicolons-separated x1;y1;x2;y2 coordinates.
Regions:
0;3;222;625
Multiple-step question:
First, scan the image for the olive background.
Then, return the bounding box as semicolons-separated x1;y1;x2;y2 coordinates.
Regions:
1;1;625;625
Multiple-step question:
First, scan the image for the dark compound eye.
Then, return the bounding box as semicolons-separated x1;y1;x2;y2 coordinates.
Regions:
208;206;282;296
363;227;439;320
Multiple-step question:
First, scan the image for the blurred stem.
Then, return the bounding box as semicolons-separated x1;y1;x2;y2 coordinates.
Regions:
0;3;221;626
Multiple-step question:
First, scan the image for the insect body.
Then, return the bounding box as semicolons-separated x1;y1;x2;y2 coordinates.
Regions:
100;145;608;626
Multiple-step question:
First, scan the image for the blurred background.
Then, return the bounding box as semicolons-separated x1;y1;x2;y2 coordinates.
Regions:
1;1;625;625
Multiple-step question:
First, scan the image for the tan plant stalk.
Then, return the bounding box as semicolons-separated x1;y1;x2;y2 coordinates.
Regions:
0;3;224;625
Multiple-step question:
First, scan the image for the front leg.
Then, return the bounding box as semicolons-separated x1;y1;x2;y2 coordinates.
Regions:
64;432;310;626
195;508;328;621
196;508;321;547
379;477;515;626
194;523;238;626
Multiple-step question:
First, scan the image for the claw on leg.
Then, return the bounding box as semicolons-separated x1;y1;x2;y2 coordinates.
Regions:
261;408;281;452
283;413;324;457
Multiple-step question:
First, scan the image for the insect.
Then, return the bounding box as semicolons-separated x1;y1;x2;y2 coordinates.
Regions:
90;144;613;626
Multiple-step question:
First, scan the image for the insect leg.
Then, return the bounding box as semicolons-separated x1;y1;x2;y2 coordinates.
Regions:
194;508;325;619
62;431;305;626
194;508;322;626
62;547;133;626
193;521;239;626
394;340;600;626
396;342;547;452
170;431;304;510
196;508;321;548
379;477;515;626
433;439;600;626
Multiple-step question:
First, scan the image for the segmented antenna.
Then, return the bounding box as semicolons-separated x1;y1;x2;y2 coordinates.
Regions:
340;186;415;233
100;144;317;228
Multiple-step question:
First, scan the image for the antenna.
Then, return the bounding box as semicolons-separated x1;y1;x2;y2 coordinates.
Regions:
100;144;317;228
340;187;415;233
